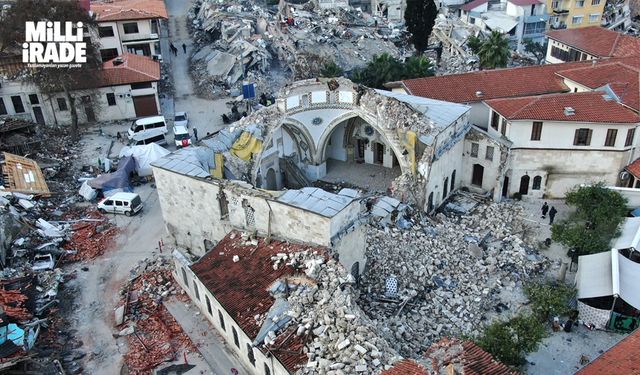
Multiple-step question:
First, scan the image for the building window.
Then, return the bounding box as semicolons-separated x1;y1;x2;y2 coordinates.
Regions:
625;128;636;147
131;82;153;89
591;0;600;5
247;344;256;366
576;0;584;6
218;191;229;219
572;15;584;24
451;170;456;192
485;146;494;161
232;327;240;348
122;22;139;34
218;310;226;331
523;21;546;35
100;48;119;62
57;98;68;111
205;296;212;315
264;363;271;375
28;94;39;104
490;111;500;130
470;143;479;157
10;96;25;113
605;129;617;147
106;93;116;106
551;46;569;61
531;121;543;141
193;282;201;301
181;267;189;287
500;118;507;136
552;0;559;8
532;176;542;190
0;98;7;115
589;13;600;23
573;128;592;146
98;26;114;37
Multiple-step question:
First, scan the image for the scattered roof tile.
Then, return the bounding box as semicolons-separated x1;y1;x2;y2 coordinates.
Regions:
425;337;519;375
485;91;639;123
546;26;640;58
91;0;168;21
626;159;640;179
576;328;640;375
401;61;589;103
190;231;326;373
381;359;429;375
98;53;160;87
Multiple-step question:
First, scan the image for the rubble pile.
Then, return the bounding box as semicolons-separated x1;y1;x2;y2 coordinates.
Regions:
63;210;119;261
119;257;195;375
359;200;549;357
190;0;410;97
272;251;401;374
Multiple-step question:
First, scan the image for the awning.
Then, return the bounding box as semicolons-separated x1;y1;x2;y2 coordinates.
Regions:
618;253;640;309
576;251;613;300
612;217;640;249
484;17;518;33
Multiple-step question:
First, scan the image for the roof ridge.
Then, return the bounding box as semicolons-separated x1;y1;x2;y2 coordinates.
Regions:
610;33;623;57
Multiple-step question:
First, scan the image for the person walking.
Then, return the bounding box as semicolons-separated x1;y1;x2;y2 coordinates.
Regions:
182;43;187;54
549;206;558;225
541;202;549;219
193;127;198;142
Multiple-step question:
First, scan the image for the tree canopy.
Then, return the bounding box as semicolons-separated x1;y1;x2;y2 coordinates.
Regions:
405;0;438;53
1;0;102;138
551;183;628;256
351;54;434;89
476;313;546;366
524;39;547;64
320;61;344;78
524;281;575;321
466;31;511;69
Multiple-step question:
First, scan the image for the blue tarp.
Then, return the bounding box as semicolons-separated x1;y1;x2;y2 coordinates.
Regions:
87;156;135;191
631;208;640;217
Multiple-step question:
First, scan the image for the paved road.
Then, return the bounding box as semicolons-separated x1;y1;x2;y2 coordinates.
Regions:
165;0;230;142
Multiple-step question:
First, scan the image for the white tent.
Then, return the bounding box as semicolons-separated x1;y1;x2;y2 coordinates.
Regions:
118;144;170;177
576;249;640;310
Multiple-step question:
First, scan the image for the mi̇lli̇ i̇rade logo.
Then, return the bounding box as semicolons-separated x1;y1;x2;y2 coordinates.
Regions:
22;21;87;67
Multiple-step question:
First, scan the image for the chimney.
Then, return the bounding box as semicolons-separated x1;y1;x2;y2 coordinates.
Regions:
113;57;124;66
564;106;575;116
475;91;484;98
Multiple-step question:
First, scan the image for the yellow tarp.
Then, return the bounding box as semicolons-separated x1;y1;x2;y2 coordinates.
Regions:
231;131;263;161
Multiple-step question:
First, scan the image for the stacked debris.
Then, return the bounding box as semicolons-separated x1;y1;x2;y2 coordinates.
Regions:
118;257;195;375
359;199;549;357
190;0;410;97
0;118;45;155
63;211;119;261
269;251;402;374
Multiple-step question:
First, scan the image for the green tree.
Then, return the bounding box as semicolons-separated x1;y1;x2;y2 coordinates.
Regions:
401;55;435;79
467;35;483;55
320;61;344;78
1;0;102;139
551;183;628;256
524;39;547;64
477;31;511;69
405;0;438;53
351;53;403;89
524;281;575;321
476;314;546;366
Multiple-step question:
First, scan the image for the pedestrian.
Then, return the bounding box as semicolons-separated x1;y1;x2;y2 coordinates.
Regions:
169;42;176;56
541;202;549;218
182;43;187;53
549;206;558;225
193;127;198;141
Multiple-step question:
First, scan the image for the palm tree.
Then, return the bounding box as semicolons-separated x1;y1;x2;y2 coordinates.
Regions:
478;31;511;69
320;61;344;78
351;53;402;89
401;55;435;79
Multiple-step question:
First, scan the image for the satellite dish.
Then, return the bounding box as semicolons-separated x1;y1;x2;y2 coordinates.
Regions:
620;171;630;180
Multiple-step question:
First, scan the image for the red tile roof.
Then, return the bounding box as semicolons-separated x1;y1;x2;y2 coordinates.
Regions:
556;62;640;111
91;0;168;21
401;61;590;103
626;159;640;179
461;0;489;11
507;0;543;6
576;328;640;375
381;359;429;375
546;27;640;58
190;231;326;373
485;91;640;123
425;337;519;375
98;53;160;87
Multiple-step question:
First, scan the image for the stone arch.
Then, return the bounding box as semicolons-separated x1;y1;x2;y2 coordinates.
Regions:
265;168;277;190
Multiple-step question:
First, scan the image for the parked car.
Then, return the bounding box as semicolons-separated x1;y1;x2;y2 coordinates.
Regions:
97;192;143;216
174;111;188;127
128;116;167;139
32;254;55;271
174;125;191;148
129;129;167;146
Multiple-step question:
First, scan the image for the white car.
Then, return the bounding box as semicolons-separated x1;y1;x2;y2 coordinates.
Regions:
174;125;191;148
97;192;143;216
174;111;188;127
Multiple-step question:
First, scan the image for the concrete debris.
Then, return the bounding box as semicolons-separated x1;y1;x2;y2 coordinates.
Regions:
189;0;411;97
359;199;549;357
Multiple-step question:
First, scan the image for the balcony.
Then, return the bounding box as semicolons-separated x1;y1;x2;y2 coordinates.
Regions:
525;14;550;23
550;22;567;29
552;8;570;14
121;33;159;42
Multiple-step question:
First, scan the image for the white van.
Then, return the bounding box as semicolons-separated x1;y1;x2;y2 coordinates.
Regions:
128;116;167;139
97;192;143;216
174;125;191;148
129;128;167;146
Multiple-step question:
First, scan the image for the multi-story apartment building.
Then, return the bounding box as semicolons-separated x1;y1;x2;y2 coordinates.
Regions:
547;0;606;29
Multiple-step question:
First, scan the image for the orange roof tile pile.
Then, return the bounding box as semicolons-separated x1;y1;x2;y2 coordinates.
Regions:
547;26;640;58
381;359;430;375
91;0;168;21
424;337;519;375
0;289;32;322
576;329;640;375
63;210;119;261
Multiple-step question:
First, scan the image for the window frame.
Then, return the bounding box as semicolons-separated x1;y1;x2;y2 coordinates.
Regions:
10;96;25;113
106;93;116;106
625;128;636;147
0;98;7;115
591;0;600;5
98;26;115;37
122;22;139;34
576;0;585;7
604;129;617;147
531;121;543;141
485;146;494;161
490;111;500;130
572;15;584;24
589;13;600;23
573;128;592;146
232;327;240;348
470;142;479;158
218;310;226;331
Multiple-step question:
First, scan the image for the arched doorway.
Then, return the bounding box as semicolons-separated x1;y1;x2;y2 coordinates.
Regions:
519;175;530;195
472;164;484;186
451;170;456;192
443;177;449;198
428;192;434;212
532;175;542;190
351;262;360;286
502;176;509;197
265;168;277;190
